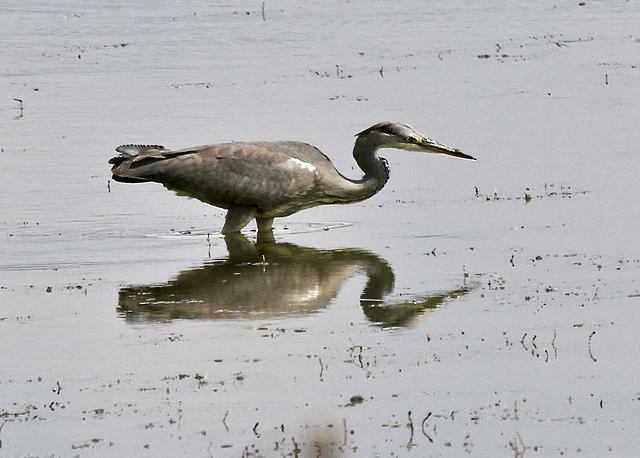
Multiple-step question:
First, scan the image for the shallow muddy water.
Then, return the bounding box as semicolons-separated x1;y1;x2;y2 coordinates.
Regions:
1;1;640;456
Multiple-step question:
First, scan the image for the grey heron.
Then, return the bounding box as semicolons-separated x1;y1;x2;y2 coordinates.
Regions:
109;121;475;235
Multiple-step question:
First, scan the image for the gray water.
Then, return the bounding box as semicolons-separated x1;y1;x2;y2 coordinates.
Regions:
1;1;640;456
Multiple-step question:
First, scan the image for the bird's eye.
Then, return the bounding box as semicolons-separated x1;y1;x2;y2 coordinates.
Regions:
406;136;415;143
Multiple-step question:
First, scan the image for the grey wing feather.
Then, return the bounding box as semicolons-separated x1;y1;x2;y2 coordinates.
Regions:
115;144;169;155
109;144;170;166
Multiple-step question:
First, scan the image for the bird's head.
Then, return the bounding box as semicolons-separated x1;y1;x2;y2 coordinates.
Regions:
356;122;475;160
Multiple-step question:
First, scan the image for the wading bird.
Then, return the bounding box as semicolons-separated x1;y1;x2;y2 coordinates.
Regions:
109;122;475;236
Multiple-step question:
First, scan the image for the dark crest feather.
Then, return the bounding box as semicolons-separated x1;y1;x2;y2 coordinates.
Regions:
356;121;411;137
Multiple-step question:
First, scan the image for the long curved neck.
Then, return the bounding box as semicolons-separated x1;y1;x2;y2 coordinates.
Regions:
333;136;389;203
354;135;390;182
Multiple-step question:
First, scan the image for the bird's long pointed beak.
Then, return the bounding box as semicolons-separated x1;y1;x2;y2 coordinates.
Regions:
421;138;476;160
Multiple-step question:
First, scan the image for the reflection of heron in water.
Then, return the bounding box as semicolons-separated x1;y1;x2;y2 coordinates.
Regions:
109;122;474;238
117;234;471;327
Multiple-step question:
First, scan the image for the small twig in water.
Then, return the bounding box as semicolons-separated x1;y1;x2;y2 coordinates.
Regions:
588;331;597;362
509;432;527;457
291;436;301;457
13;98;24;118
343;418;348;445
520;333;528;350
222;410;229;431
406;411;415;449
420;412;434;443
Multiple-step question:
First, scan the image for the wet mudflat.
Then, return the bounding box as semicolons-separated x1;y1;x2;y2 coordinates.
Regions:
1;1;640;456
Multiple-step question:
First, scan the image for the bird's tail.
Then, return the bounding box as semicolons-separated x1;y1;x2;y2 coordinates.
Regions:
109;144;170;183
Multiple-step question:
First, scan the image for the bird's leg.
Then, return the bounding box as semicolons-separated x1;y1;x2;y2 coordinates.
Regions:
256;217;275;243
223;232;260;261
256;217;274;233
221;207;256;234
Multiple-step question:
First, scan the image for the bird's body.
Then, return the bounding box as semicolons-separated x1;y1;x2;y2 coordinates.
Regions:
110;122;474;235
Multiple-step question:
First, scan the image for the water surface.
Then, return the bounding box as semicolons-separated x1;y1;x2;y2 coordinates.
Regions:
1;1;639;455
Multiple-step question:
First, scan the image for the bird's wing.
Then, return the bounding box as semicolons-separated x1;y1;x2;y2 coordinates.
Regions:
148;142;327;212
